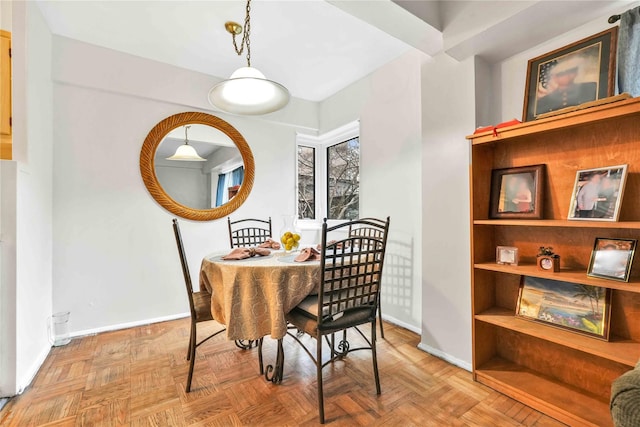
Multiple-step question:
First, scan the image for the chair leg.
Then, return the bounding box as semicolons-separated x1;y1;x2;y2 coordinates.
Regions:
330;333;335;358
186;321;197;392
371;321;381;395
378;301;385;339
317;335;325;424
187;321;194;360
258;337;264;375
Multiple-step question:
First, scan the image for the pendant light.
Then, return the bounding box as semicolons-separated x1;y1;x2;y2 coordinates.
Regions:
166;125;206;161
208;0;290;115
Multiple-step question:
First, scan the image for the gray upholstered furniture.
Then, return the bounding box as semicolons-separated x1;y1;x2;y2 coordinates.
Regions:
611;360;640;427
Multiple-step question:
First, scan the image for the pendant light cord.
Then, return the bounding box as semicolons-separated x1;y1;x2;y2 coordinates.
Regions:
184;125;191;145
231;0;252;67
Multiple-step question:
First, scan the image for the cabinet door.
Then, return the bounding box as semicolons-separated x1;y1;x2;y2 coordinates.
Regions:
1;30;11;160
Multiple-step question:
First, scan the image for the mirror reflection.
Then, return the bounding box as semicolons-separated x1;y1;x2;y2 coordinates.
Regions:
154;124;244;210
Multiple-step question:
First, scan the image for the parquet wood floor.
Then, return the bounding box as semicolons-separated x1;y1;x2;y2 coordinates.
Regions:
0;318;566;426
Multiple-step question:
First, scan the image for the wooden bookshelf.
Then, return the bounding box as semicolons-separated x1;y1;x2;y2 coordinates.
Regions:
467;97;640;426
476;358;610;427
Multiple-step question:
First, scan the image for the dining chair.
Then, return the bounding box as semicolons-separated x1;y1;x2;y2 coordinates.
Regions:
227;216;272;353
348;217;389;339
286;217;390;424
172;218;225;392
227;217;272;248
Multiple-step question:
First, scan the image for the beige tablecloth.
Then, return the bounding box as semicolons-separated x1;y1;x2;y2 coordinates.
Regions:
199;251;320;340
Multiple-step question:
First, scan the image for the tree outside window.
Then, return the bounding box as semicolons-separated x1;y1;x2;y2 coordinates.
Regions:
327;137;359;220
297;146;315;219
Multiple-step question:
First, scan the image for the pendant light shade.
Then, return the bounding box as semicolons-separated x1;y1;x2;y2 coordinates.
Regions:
166;126;206;161
208;0;289;115
208;67;290;115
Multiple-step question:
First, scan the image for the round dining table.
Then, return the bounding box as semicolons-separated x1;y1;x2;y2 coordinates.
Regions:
199;250;320;342
199;250;321;383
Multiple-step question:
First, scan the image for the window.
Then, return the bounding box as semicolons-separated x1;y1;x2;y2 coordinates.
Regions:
327;137;359;220
297;146;315;219
297;121;359;221
214;165;244;207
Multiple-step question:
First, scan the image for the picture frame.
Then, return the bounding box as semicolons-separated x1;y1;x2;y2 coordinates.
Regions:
516;276;611;340
522;27;618;122
496;246;519;266
567;164;628;221
489;165;545;219
587;237;637;282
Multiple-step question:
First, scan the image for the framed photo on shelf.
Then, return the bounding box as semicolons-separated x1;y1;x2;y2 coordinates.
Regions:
587;237;637;282
567;164;628;221
522;27;617;122
489;165;545;219
516;276;611;340
496;246;519;265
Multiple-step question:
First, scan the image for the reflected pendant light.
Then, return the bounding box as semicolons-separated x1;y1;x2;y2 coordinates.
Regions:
208;0;290;115
166;125;206;161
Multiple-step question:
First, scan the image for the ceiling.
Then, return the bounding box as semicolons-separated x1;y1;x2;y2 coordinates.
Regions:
33;0;636;104
155;124;236;160
35;0;415;102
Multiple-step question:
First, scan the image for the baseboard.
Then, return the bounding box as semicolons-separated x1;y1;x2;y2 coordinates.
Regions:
69;312;190;339
17;344;51;394
380;313;420;335
417;342;472;372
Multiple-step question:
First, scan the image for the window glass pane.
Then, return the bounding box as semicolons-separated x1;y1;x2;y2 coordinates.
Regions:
327;137;359;220
297;146;315;219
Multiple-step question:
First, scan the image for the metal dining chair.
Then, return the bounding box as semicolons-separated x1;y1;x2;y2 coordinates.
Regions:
286;217;390;424
227;217;272;248
172;218;225;392
348;217;389;339
227;216;273;352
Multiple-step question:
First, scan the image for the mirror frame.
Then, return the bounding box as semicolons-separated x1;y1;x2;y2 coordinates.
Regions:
140;112;255;221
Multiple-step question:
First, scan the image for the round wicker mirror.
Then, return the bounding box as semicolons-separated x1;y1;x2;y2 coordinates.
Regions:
140;112;255;221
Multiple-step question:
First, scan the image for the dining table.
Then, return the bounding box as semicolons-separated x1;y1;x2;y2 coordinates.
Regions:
199;249;321;382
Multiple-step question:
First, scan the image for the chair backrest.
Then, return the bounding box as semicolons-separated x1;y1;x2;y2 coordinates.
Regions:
172;218;197;319
348;217;387;240
227;217;272;248
317;217;390;327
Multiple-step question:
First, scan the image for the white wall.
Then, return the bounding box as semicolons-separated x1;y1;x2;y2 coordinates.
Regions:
51;36;318;335
0;161;17;396
0;1;54;395
419;53;476;370
319;50;425;332
156;163;209;209
0;0;11;31
493;15;626;124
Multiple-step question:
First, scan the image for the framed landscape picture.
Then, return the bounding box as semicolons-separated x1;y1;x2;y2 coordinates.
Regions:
489;165;544;219
516;276;611;340
567;164;628;221
522;27;617;122
588;237;637;282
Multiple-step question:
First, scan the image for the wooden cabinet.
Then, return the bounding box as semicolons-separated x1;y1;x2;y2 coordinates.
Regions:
1;29;11;160
467;98;640;427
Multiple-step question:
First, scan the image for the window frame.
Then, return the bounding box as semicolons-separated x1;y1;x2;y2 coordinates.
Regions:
296;120;360;225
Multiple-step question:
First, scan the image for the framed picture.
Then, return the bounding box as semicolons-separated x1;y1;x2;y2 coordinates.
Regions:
516;276;611;340
522;27;617;122
567;164;628;221
489;165;545;219
587;237;637;282
496;246;519;266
